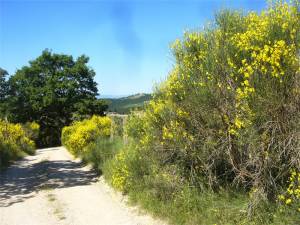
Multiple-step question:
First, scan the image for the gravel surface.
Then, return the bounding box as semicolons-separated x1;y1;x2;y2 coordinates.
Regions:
0;147;166;225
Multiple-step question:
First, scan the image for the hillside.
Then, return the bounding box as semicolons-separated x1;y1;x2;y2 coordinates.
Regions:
104;93;152;114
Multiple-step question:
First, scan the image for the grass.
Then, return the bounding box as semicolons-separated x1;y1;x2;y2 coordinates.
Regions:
0;149;26;171
81;137;124;174
127;184;300;225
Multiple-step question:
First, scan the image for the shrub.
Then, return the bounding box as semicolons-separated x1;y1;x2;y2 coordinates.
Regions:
22;121;40;142
82;137;123;173
0;120;36;168
110;149;130;192
108;115;125;138
60;2;299;223
278;169;300;213
62;115;125;177
124;112;146;141
133;0;299;194
108;1;300;222
61;115;111;156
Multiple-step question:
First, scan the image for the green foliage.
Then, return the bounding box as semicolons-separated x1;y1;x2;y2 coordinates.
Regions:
278;169;300;214
81;137;123;173
109;115;125;138
0;68;9;118
94;132;299;224
105;93;152;114
0;68;8;100
5;50;107;146
0;120;36;169
21;121;40;143
128;184;299;225
124;112;146;140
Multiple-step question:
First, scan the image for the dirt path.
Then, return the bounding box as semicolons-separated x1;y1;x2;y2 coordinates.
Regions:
0;147;166;225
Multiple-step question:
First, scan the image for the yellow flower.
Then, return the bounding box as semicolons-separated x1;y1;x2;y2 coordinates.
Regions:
285;198;292;205
243;80;249;86
278;195;285;200
234;118;244;129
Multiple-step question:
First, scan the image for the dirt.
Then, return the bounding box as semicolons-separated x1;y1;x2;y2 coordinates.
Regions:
0;147;166;225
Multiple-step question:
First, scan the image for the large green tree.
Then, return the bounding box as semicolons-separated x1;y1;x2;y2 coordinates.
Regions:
0;68;9;118
0;68;8;98
7;50;107;146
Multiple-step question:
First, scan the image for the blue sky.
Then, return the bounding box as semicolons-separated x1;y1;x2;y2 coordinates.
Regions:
0;0;266;96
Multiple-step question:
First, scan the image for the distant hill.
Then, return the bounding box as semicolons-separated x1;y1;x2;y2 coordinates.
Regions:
104;93;152;114
99;94;127;99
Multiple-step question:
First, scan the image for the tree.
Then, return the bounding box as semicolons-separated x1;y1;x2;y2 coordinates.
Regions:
7;50;107;146
0;68;8;118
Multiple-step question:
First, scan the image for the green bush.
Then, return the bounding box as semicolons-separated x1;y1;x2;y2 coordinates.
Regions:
82;137;123;173
109;115;125;138
21;121;40;143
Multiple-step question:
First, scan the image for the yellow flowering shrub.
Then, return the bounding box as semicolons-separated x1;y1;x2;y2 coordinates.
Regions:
62;115;111;155
111;150;130;192
278;170;300;213
121;1;300;211
0;120;36;168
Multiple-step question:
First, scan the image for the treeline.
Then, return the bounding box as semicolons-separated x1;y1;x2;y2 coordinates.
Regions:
0;50;107;147
62;2;299;224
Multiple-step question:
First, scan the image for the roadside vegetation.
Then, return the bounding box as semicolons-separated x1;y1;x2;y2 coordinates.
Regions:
62;1;300;224
61;115;124;174
62;115;111;157
0;120;39;169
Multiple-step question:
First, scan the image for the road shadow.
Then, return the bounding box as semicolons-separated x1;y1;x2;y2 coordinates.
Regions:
0;153;98;207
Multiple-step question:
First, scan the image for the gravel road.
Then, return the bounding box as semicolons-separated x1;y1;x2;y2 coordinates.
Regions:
0;147;166;225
